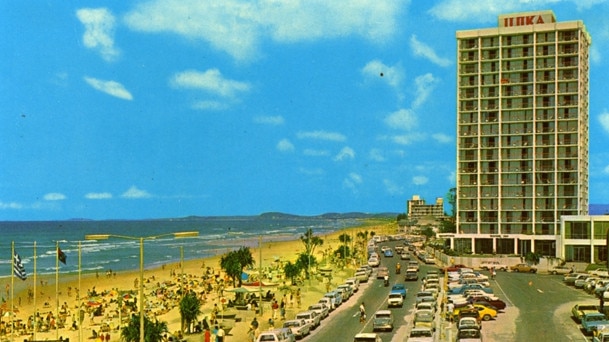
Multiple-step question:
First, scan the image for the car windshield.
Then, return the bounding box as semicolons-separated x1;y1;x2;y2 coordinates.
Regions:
410;330;432;337
458;329;481;338
284;321;299;327
415;313;433;322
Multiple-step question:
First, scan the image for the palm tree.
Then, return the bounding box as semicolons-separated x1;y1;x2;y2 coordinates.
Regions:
300;229;324;278
220;246;255;287
121;314;167;342
179;291;202;333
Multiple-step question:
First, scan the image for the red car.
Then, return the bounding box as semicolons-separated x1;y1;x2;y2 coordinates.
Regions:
468;295;507;310
443;264;468;272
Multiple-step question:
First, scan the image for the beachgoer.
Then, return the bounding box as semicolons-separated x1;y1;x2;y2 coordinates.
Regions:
204;328;211;342
271;300;279;319
251;317;258;329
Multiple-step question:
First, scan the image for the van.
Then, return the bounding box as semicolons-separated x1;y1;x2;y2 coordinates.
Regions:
256;327;296;342
324;291;342;307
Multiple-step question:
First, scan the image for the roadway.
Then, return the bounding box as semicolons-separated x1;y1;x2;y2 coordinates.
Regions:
302;239;601;342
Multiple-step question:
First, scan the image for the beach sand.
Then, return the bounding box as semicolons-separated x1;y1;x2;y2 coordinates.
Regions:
2;220;396;342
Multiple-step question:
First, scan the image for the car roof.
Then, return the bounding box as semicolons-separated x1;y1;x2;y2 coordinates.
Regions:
375;310;392;315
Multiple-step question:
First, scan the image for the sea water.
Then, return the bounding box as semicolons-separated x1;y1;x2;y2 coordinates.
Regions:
0;216;360;279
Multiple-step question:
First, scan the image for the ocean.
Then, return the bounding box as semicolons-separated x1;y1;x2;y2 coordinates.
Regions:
0;215;363;279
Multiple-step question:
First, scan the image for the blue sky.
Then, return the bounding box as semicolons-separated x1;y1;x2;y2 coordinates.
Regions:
2;0;609;221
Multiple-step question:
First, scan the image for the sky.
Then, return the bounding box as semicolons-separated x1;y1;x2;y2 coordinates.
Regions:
2;0;609;221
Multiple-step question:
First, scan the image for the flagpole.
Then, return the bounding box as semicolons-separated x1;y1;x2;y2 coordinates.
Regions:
78;241;82;342
34;242;37;341
55;241;59;341
11;241;15;342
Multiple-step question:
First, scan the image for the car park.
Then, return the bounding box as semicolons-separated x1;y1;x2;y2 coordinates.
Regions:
510;263;537;273
372;310;394;331
282;319;311;340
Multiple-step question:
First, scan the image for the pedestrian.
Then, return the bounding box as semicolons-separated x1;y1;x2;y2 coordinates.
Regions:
216;326;225;342
280;300;286;320
446;302;454;322
296;288;301;307
359;302;366;323
204;328;211;342
271;300;279;319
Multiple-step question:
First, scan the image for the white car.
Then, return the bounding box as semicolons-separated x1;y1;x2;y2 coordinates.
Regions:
318;297;335;311
387;293;404;308
295;310;321;329
308;303;329;319
345;278;360;292
407;327;434;342
282;319;311;339
368;257;380;267
479;260;508;271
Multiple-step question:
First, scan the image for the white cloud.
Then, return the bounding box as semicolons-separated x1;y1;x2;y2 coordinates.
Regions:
84;77;133;100
254;116;285;125
171;69;250;98
413;73;438;108
44;193;66;201
412;176;429;185
409;35;451;67
599;111;609;134
383;179;403;195
604;165;609;174
85;192;113;200
297;130;346;142
391;133;425;145
369;149;385;162
0;201;23;210
192;100;229;111
303;149;330;157
335;147;356;161
277;139;295;152
361;60;404;89
432;133;452;143
124;0;404;61
384;108;418;131
76;8;119;61
343;172;363;192
428;0;523;23
121;186;152;199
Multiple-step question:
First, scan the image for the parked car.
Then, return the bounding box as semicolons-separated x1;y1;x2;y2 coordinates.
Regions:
413;309;436;331
407;327;434;341
282;319;311;340
549;265;573;275
295;311;321;329
564;273;587;285
355;270;369;283
400;253;411;261
456;328;482;341
479;260;508;271
345;278;360;292
443;264;469;272
318;297;335;311
405;269;419;281
457;317;481;331
372;310;394;331
509;263;537;273
368;257;380;267
468;295;507;310
454;304;497;321
257;327;296;342
308;303;329;319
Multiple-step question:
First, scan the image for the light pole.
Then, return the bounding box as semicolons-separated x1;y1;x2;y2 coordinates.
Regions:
85;231;198;342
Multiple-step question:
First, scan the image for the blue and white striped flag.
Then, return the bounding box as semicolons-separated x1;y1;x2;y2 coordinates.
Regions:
13;252;26;281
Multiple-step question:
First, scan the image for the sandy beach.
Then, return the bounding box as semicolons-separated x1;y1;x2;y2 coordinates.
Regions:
2;220;396;342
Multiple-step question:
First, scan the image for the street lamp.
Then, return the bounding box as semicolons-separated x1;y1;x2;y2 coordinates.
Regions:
84;231;198;342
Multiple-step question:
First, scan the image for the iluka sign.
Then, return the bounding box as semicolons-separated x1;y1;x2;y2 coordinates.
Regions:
498;10;556;28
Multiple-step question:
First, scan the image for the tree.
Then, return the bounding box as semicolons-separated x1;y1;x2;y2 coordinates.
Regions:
446;187;456;219
283;261;301;284
440;219;456;233
179;291;201;334
220;246;255;287
121;314;167;342
295;252;317;279
338;233;352;259
300;229;323;278
525;252;542;265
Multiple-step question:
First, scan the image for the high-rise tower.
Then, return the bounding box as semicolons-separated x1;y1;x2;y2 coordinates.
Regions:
453;10;590;256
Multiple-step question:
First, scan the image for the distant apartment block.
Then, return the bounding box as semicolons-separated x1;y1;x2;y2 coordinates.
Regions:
407;195;445;220
449;10;591;257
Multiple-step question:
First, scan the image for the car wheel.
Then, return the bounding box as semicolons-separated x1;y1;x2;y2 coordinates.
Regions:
530;269;536;273
483;314;492;321
514;269;519;272
552;271;557;275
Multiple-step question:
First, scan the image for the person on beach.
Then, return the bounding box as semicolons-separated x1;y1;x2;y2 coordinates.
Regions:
216;325;225;342
271;300;278;319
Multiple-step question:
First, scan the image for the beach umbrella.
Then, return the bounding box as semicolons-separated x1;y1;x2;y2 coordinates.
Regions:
241;272;249;281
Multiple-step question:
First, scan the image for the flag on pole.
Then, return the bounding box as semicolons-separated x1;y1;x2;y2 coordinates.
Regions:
13;252;27;280
57;247;67;264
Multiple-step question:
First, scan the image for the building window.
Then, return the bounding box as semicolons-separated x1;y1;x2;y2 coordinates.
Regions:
565;221;590;239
